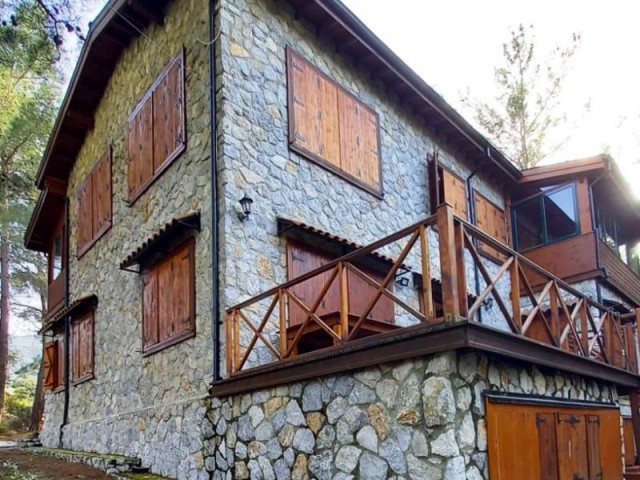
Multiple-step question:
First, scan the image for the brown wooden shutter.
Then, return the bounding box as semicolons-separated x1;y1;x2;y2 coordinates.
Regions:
143;269;159;349
57;338;65;387
287;242;339;326
92;150;112;237
128;94;154;201
152;55;186;172
289;50;340;168
475;191;508;259
624;417;637;466
338;90;381;189
157;256;175;342
442;168;467;219
536;413;559;480
586;415;603;480
43;342;58;391
77;178;93;255
556;414;589;480
71;321;80;381
347;267;394;323
169;242;194;335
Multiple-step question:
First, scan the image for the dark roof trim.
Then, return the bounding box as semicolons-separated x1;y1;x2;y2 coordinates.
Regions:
120;212;200;270
291;0;521;181
41;294;98;333
24;179;67;252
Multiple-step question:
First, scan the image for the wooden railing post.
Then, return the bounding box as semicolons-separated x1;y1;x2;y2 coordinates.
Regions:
436;203;460;321
339;262;349;340
418;224;434;320
454;221;468;317
279;290;287;358
226;311;233;375
510;258;521;333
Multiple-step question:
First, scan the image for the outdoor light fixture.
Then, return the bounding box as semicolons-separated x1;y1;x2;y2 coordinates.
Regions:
396;277;410;287
483;297;494;311
238;193;253;221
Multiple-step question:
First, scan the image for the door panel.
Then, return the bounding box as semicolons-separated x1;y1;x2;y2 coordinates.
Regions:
556;414;589;480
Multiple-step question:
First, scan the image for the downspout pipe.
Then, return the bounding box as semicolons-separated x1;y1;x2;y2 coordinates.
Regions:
209;0;221;382
60;197;71;447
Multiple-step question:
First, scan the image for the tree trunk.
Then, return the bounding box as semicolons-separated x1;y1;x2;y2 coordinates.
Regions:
29;344;45;431
0;224;10;418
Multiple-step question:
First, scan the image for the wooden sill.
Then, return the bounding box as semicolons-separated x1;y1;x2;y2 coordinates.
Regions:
52;385;65;394
77;221;112;259
142;329;195;357
72;373;94;386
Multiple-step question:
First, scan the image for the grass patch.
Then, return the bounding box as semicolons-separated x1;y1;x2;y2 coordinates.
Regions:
0;460;41;480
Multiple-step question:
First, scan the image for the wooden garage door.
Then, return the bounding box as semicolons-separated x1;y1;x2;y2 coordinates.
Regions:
487;399;621;479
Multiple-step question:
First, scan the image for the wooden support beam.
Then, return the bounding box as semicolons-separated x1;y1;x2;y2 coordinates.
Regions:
510;258;521;333
454;222;468;317
436;203;460;321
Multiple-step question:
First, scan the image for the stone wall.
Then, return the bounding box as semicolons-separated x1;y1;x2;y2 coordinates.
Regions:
216;0;514;375
41;0;213;477
205;351;618;479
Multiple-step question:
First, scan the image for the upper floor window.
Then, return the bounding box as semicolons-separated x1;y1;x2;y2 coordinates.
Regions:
287;48;382;197
512;183;579;251
77;147;112;257
48;215;67;314
127;50;186;204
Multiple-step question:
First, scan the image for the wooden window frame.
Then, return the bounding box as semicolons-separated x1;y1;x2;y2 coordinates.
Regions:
286;47;384;199
141;238;196;356
127;49;187;205
76;147;113;259
44;326;66;393
70;311;95;386
428;157;468;220
47;214;67;314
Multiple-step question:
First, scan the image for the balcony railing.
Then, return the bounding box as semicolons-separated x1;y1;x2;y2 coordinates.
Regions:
225;204;639;377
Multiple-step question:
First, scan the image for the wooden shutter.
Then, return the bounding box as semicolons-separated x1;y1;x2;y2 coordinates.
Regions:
624;417;637;465
338;90;381;189
57;339;65;387
92;150;112;238
71;321;80;381
347;267;394;323
167;242;194;336
288;49;340;168
128;94;154;201
556;414;589;480
586;415;603;480
536;413;559;480
43;342;58;391
143;269;159;349
442;168;467;219
153;54;186;173
287;242;339;326
76;178;93;255
475;191;508;259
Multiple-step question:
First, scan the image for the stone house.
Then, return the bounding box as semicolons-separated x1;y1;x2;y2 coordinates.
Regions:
24;0;640;478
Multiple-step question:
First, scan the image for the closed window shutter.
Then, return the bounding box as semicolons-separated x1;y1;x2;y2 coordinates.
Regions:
77;178;93;254
127;94;154;201
442;169;467;219
143;269;159;349
71;321;80;380
92;150;112;237
586;415;602;479
287;48;381;193
556;414;589;479
57;339;65;387
153;56;185;173
338;91;381;190
43;342;58;391
474;191;508;259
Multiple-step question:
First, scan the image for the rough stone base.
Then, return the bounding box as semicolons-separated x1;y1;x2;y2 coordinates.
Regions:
205;351;617;480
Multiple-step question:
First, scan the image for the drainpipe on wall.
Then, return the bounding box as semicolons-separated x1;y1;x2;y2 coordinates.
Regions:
209;0;221;382
60;197;71;447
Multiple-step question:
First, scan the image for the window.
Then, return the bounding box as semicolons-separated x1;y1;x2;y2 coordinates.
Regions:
43;335;64;392
48;215;66;312
142;240;195;355
474;191;508;259
128;50;186;203
77;148;112;257
512;183;579;251
428;158;468;220
287;48;382;196
71;312;94;384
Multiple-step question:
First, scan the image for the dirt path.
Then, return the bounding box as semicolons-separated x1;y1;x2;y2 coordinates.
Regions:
0;449;111;479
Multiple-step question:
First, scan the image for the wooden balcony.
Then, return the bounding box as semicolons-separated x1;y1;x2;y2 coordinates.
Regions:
219;204;640;394
600;239;640;306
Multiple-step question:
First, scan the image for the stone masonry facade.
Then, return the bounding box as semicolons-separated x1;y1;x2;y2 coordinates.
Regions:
204;351;618;479
41;0;213;478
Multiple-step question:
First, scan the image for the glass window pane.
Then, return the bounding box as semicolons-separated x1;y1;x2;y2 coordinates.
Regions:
544;185;577;242
515;197;544;250
52;234;62;280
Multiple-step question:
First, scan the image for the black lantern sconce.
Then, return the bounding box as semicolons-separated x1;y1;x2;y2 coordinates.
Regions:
238;193;253;221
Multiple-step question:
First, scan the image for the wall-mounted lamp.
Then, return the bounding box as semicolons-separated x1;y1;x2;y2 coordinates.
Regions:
483;297;494;311
238;193;253;221
396;277;410;287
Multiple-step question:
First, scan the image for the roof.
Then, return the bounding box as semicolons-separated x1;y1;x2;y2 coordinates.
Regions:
519;154;611;185
33;0;520;195
120;213;201;270
41;294;98;332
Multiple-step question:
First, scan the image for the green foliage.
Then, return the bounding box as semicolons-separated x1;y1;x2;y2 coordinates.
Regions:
2;371;37;430
0;461;41;480
462;24;583;169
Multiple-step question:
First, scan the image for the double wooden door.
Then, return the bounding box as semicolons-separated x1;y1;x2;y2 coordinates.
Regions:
487;400;622;479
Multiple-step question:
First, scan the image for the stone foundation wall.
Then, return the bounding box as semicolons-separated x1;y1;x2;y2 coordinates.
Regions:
205;351;617;480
